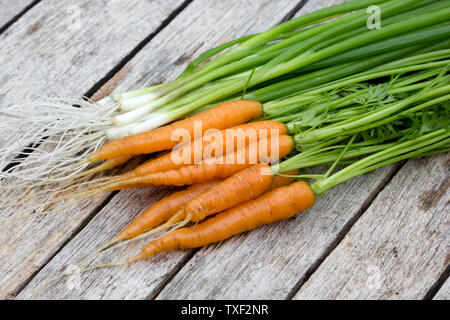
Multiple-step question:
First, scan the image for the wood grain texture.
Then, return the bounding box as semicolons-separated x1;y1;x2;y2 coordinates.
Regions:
297;0;349;16
16;186;184;300
17;0;310;300
0;0;34;28
294;153;449;300
433;277;450;300
0;0;185;299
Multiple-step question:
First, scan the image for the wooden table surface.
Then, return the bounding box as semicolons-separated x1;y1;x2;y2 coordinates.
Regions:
0;0;448;300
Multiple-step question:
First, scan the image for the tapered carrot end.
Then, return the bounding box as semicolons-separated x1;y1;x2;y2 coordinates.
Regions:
111;234;126;244
88;149;107;162
99;236;123;251
75;158;89;166
113;220;146;242
126;254;145;264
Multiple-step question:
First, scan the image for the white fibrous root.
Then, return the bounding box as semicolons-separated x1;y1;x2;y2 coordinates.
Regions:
0;95;122;219
0;96;119;183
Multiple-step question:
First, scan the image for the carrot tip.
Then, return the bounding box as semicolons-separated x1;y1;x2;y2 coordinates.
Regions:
98;237;121;252
126;255;142;264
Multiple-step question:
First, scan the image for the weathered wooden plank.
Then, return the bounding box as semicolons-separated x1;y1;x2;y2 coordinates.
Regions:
294;153;449;300
433;277;450;300
17;0;310;300
155;165;398;299
0;0;186;299
0;0;34;28
17;186;184;300
298;0;350;15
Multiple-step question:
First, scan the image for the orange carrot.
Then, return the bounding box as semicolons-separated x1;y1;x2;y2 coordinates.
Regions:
47;135;293;204
182;164;299;222
153;164;298;235
113;180;221;243
127;181;315;262
120;135;294;187
125;120;287;177
113;169;296;245
89;100;263;161
85;120;286;189
78;171;297;266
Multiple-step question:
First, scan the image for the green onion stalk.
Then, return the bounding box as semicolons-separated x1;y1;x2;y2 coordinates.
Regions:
268;121;449;195
267;92;449;193
114;6;449;138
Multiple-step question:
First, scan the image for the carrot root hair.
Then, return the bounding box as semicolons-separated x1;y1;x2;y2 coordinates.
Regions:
0;155;135;216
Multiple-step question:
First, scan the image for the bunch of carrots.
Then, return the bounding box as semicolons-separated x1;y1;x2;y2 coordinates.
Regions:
0;0;449;272
30;60;450;268
2;0;450;182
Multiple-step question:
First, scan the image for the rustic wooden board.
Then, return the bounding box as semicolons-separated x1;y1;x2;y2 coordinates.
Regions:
293;153;449;300
433;277;450;300
0;0;186;299
17;0;310;300
0;0;34;28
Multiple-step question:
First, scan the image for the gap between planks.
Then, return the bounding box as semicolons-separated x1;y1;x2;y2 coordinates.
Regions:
432;269;450;300
424;264;450;300
0;0;41;35
3;0;192;299
285;161;406;299
83;0;192;99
